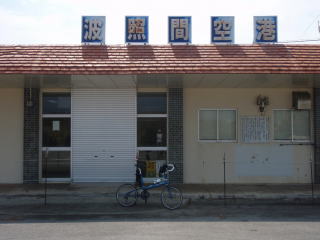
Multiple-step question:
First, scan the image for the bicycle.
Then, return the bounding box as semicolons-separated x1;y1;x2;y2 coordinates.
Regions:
116;163;183;210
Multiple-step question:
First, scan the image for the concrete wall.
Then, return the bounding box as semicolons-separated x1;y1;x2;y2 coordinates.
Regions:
184;88;313;184
0;88;23;183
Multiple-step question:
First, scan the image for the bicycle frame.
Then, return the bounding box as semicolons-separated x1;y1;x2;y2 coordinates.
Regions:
136;168;169;191
116;163;182;209
123;171;168;199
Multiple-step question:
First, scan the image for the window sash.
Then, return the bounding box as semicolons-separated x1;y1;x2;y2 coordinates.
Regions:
41;91;72;180
199;109;237;141
137;147;167;151
199;110;218;140
41;150;71;178
137;92;167;114
42;92;71;115
42;114;71;118
136;92;168;179
273;109;311;141
137;117;167;147
42;147;71;151
219;110;237;140
273;110;292;140
42;117;71;147
293;110;310;140
137;114;167;118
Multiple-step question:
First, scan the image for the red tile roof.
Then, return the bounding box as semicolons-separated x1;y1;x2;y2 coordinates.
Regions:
0;44;319;75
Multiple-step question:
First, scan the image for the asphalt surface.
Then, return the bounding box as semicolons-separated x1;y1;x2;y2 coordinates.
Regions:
1;183;320;240
1;200;320;240
0;197;320;222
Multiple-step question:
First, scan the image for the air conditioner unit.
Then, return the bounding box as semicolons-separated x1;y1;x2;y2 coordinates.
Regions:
292;91;311;110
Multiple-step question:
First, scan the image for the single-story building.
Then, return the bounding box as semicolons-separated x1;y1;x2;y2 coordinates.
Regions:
0;44;319;184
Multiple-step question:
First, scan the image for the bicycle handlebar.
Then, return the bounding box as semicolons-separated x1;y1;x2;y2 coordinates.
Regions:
167;163;175;172
136;163;176;177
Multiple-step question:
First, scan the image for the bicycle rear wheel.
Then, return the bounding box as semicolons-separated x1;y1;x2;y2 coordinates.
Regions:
161;186;182;210
116;184;137;207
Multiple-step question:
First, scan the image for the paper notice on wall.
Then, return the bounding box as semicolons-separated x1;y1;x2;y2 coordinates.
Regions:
241;116;269;143
146;161;156;178
52;121;60;131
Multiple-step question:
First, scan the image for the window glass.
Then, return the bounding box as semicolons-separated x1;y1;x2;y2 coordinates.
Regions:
43;118;71;147
42;151;70;178
274;110;291;140
219;110;236;140
43;93;71;114
293;110;310;140
137;118;167;147
137;93;167;114
199;110;217;140
137;151;167;178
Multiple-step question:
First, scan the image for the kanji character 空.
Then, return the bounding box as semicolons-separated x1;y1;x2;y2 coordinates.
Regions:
214;20;232;41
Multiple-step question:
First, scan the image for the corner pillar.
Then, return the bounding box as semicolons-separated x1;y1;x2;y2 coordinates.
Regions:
168;88;184;184
23;88;40;183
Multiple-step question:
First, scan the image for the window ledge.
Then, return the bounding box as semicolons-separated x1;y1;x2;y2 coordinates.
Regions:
198;140;237;143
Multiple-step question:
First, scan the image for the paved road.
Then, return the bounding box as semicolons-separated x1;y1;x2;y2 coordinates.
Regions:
1;220;320;240
1;199;320;240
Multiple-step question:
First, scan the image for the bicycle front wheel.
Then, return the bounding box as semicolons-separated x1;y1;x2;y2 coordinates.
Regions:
161;186;182;210
116;184;137;207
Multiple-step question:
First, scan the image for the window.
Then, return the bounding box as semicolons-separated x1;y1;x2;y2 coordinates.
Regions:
199;109;237;141
42;118;71;147
137;93;167;114
42;92;71;179
138;118;167;147
137;151;167;178
43;93;71;114
137;92;167;179
42;151;70;178
273;110;310;141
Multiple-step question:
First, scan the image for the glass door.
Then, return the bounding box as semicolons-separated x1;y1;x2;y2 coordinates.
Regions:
41;92;71;181
137;92;168;182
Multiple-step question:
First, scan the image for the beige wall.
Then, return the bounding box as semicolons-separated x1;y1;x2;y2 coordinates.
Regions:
0;89;23;183
184;88;313;184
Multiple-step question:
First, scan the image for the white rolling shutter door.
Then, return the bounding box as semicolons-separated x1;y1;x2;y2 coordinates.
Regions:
71;89;136;182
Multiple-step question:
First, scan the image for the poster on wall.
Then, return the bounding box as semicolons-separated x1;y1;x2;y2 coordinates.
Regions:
241;116;270;143
52;120;60;131
146;161;156;177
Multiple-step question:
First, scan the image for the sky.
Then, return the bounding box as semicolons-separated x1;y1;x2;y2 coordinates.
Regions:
0;0;319;45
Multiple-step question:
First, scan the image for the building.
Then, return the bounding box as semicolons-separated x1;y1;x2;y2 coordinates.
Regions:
0;44;319;184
